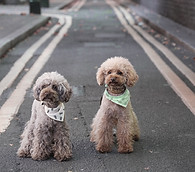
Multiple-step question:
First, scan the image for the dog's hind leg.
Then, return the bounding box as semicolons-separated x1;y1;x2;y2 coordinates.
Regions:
90;114;99;143
129;101;140;141
132;111;140;141
17;101;37;158
17;121;33;157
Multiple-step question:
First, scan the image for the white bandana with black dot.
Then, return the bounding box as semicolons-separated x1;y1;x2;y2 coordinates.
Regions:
44;103;65;122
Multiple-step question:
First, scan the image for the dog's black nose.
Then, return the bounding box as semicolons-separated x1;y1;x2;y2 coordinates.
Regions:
111;78;116;82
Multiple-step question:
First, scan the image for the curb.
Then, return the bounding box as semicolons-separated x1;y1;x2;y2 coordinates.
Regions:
138;16;195;54
0;16;50;58
128;4;195;54
52;0;74;10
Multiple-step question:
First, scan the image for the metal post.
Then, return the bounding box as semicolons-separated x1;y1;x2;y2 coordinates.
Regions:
29;0;41;14
41;0;49;8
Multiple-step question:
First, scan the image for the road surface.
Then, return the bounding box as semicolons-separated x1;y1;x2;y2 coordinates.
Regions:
0;0;194;171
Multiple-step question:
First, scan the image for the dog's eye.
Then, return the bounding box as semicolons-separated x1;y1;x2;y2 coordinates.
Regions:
52;85;58;91
42;85;47;89
117;71;123;75
108;71;112;74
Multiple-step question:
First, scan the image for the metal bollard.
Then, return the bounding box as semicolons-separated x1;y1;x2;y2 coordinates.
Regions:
29;0;41;14
41;0;49;8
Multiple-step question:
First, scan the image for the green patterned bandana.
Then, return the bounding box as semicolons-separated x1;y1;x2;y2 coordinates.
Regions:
104;89;130;107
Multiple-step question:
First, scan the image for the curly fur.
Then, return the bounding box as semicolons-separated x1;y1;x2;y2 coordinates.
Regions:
96;56;138;87
90;57;140;153
17;72;72;161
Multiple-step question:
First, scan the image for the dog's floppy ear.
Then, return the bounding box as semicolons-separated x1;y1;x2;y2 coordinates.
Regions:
58;82;72;103
96;66;105;85
33;84;41;101
125;64;139;87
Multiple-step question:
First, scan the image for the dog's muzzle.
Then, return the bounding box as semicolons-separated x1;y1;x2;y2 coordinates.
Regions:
40;88;58;102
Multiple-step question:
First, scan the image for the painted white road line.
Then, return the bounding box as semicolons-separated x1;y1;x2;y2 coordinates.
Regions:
119;6;195;86
0;14;65;97
107;0;195;115
69;0;81;11
74;0;86;11
0;15;72;133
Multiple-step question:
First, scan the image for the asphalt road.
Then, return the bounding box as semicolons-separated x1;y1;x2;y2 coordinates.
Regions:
0;0;195;171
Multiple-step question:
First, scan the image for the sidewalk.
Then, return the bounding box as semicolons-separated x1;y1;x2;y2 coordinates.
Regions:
127;2;195;53
0;0;72;58
0;14;49;58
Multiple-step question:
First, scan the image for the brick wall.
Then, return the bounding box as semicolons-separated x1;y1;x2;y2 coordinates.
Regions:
132;0;195;30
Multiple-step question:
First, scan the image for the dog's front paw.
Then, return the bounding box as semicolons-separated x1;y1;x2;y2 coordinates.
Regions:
31;150;50;161
31;154;49;161
17;148;31;158
118;145;133;153
133;134;140;141
54;150;72;161
96;145;111;153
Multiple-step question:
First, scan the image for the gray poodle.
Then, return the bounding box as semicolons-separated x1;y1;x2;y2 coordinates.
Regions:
17;72;72;161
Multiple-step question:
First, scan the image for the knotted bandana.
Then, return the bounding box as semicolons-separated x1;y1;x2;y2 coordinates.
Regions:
44;103;65;122
104;89;130;107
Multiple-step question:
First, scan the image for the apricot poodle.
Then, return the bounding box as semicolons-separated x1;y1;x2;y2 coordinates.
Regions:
90;56;140;153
